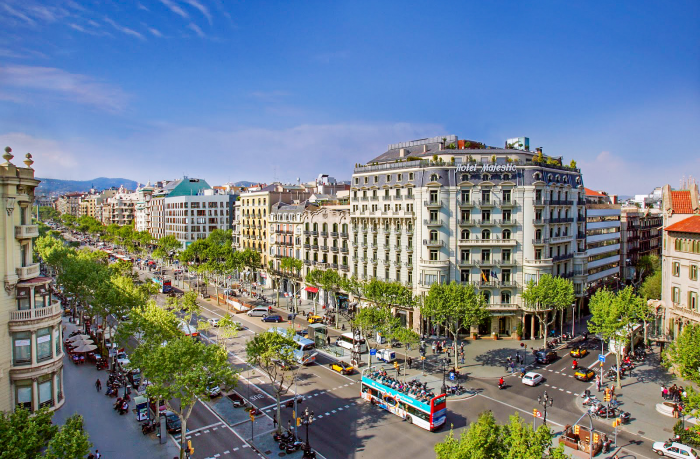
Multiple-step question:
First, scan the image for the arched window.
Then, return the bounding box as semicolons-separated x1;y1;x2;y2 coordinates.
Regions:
342;223;348;233
533;172;541;180
429;230;438;242
536;229;542;239
461;173;469;182
503;173;510;181
482;229;491;240
461;229;470;240
430;174;439;182
305;222;310;231
482;292;491;304
482;174;490;181
313;223;318;231
503;229;511;240
322;223;328;232
332;223;338;232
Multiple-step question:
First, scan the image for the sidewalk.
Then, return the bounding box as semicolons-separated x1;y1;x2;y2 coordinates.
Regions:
54;318;180;459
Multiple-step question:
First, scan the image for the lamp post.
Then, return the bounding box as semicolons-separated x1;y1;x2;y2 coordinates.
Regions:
537;391;554;425
293;353;317;438
571;303;576;338
300;407;315;458
440;357;449;395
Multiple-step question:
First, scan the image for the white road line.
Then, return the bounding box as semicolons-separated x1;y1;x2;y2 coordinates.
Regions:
476;393;564;428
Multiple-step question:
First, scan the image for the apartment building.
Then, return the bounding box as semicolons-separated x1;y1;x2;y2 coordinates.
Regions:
350;135;586;336
146;177;211;241
620;206;662;283
79;189;117;220
659;184;700;338
134;184;155;233
268;202;316;293
98;186;138;226
584;188;621;293
239;184;314;280
54;192;82;216
1;149;64;412
164;189;235;249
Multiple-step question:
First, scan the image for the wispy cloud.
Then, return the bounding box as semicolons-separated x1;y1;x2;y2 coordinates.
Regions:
187;23;205;38
137;3;150;12
104;17;145;41
69;23;110;37
2;4;36;26
0;132;79;176
0;65;129;112
159;0;188;19
148;27;163;38
183;0;212;25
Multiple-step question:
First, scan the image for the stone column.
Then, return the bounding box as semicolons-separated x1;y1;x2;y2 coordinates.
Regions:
30;330;37;365
31;378;38;411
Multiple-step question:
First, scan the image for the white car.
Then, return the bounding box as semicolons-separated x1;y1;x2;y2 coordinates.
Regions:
521;372;544;386
208;318;220;327
116;352;131;368
652;441;698;458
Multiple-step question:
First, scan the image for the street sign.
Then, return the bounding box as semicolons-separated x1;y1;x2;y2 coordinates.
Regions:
533;409;542;418
598;354;606;363
449;371;455;381
369;348;377;356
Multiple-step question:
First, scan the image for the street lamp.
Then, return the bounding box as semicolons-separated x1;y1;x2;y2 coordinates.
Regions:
300;407;316;458
440;357;450;395
537;391;554;425
294;353;318;438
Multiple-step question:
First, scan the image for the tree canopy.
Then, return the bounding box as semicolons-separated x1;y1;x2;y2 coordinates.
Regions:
522;274;574;345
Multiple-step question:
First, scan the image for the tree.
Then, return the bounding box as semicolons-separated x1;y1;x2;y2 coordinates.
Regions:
423;282;488;369
217;313;240;344
664;323;700;384
639;271;661;300
351;306;395;366
0;408;91;459
306;269;342;317
434;411;568;459
179;291;201;335
245;331;297;434
522;275;574;346
38;206;60;222
392;326;420;375
635;254;660;283
153;235;181;270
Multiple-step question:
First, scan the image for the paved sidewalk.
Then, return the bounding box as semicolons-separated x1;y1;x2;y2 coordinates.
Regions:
54;318;180;459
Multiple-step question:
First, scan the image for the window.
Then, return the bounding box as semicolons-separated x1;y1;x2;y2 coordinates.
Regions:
502;269;511;282
461;173;469;182
15;381;32;410
430;250;438;261
429;230;438;242
673;287;681;304
374;176;378;183
503;190;511;203
503;209;512;222
398;174;402;181
13;332;31;366
460;250;469;262
691;265;698;281
482;210;491;222
501;292;511;304
461;190;470;202
481;190;490;203
482;229;491;240
503;229;511;240
481;250;490;262
429;190;438;203
430;174;438;182
38;375;53;408
461;229;470;240
689;291;698;310
503;249;511;262
35;327;52;363
430;210;438;221
460;270;470;282
673;262;681;277
386;175;391;182
409;173;414;180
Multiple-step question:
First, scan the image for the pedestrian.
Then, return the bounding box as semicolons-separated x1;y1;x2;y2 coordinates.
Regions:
273;415;278;428
95;450;101;459
610;384;615;397
460;343;465;354
95;378;101;392
510;361;515;373
326;335;331;347
431;343;436;355
595;375;601;392
88;454;94;459
461;352;465;365
407;357;412;369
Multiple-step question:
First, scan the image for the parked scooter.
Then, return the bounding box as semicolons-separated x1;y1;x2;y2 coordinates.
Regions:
141;420;156;435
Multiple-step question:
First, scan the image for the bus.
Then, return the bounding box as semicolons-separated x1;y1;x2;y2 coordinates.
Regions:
336;332;368;354
270;328;317;365
178;320;199;337
361;368;446;431
152;276;173;293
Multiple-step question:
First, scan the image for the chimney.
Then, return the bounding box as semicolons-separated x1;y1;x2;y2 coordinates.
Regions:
423;145;428;153
399;148;407;158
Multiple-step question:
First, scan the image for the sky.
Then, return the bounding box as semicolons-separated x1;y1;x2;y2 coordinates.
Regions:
1;1;699;195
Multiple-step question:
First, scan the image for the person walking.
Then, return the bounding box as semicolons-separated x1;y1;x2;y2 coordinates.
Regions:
95;378;102;392
460;352;465;365
95;450;101;459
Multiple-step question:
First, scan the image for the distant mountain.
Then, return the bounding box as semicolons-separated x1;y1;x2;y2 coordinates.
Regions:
36;177;139;195
234;181;256;187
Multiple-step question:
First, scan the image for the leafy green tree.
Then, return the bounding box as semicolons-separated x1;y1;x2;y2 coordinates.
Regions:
153;235;181;268
640;270;661;300
664;323;700;384
0;408;91;459
351;306;396;365
392;326;420;375
179;291;201;335
38;206;60;221
522;274;574;346
306;269;342;317
423;282;488;368
245;331;297;434
217;313;240;344
278;257;304;311
635;254;660;283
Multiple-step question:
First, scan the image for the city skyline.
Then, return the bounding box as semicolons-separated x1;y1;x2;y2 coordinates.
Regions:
1;0;699;194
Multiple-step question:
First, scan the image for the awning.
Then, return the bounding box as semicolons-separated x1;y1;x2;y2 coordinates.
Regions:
17;277;52;287
305;286;319;293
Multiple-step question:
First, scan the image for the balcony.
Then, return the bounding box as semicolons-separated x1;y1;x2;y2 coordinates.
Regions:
552;253;574;262
15;225;39;239
577;233;586;240
320;246;329;252
340;232;349;238
331;246;339;253
382;196;392;201
424;200;442;208
404;261;413;268
320;231;328;237
340;264;349;271
458;199;475;207
487;303;520;310
499;258;517;266
406;245;414;252
315;262;328;268
341;247;349;253
406;228;414;235
458;237;517;246
478;199;498;208
9;302;63;324
533;198;549;206
370;196;379;201
419;259;450;267
458;219;477;226
423;219;443;227
550;217;574;224
525;258;553;266
330;231;339;238
330;263;338;269
394;228;402;235
533;218;545;225
550;234;573;243
499;281;519;288
16;264;40;280
478;258;496;266
311;245;319;250
532;238;549;245
479;219;497;226
458;259;479;267
393;195;405;200
423;239;445;247
501;199;517;207
371;227;378;234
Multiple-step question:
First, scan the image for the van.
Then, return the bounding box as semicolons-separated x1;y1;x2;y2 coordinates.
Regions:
247;307;269;317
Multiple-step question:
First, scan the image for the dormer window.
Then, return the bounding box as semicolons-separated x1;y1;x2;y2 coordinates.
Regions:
461;173;469;182
482;174;490;182
430;174;438;182
503;173;510;181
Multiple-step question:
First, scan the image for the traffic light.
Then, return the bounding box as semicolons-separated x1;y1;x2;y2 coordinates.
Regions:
612;419;620;427
533;409;538;417
297;417;302;427
249;413;255;422
604;393;611;402
593;433;599;444
574;425;580;435
187;440;194;455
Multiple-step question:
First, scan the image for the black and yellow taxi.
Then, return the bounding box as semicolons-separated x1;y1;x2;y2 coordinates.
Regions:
329;360;354;375
307;315;323;324
574;367;596;382
569;348;589;358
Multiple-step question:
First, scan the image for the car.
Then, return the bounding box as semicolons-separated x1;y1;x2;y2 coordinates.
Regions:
247;307;269;317
208;318;220;327
329;360;354;375
296;329;309;339
262;314;283;323
307;315;323;324
207;385;222;397
534;350;557;364
164;411;182;433
224;289;235;296
116;352;130;368
652;441;698;458
574;368;596;382
570;348;588;358
128;369;141;388
521;372;544;386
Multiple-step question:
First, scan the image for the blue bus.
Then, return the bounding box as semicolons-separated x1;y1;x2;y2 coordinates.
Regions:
152;276;172;293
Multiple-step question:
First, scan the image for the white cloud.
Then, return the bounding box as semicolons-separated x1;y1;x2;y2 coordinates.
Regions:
137;3;150;11
187;23;205;38
0;65;129;112
104;17;145;40
0;132;79;176
2;4;35;25
148;27;163;38
183;0;212;25
159;0;188;19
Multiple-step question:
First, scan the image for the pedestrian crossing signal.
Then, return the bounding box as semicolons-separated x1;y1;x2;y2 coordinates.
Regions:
297;417;302;427
574;425;580;435
187;440;194;455
593;433;599;444
249;413;255;422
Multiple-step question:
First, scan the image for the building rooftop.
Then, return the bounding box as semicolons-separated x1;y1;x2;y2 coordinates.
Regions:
585;188;606;197
670;190;694;214
665;215;700;234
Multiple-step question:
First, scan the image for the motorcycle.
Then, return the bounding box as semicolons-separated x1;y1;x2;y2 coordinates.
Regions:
618;410;631;424
582;395;599;407
498;382;507;390
141;420;156;435
561;332;573;341
594;405;617;418
285;397;304;408
283;440;305;454
602;438;614;453
449;385;466;396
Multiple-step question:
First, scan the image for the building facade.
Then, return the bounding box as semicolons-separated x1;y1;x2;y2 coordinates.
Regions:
350;135;586;336
620;207;662;283
584;188;621;294
163;190;234;248
1;149;64;412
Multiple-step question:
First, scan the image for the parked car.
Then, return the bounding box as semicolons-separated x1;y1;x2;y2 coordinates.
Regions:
522;372;544;386
574;368;596;382
207;385;222;397
652;441;698;458
262;315;283;323
164;411;182;433
208;317;220;327
247;307;269;317
296;329;309;339
116;352;130;368
534;350;557;364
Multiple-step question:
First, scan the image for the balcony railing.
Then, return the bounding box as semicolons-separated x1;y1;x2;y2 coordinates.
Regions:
16;264;40;280
9;302;62;322
458;237;516;245
423;239;445;247
458;219;477;226
15;225;39;239
424;200;442;208
458;199;475;207
532;238;549;245
552;253;574;262
423;219;443;226
340;232;349;238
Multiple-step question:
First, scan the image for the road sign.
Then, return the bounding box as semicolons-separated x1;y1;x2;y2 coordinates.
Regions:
533;409;542;418
598;354;606;363
449;371;455;381
369;348;377;356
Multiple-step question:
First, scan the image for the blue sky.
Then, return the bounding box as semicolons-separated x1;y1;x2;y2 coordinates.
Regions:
1;1;698;194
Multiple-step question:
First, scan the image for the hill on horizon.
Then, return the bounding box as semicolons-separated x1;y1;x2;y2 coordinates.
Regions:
36;177;139;195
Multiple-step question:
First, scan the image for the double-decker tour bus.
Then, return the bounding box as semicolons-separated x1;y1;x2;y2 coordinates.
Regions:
361;367;446;431
152;276;173;293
